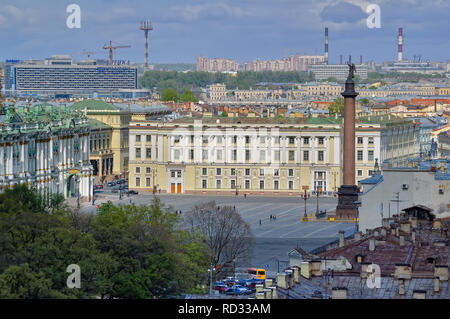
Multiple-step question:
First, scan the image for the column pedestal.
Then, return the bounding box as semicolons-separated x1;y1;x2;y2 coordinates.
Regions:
335;185;359;220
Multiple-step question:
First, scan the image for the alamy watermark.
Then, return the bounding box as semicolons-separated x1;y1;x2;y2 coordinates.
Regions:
66;4;81;29
366;4;381;29
66;264;81;289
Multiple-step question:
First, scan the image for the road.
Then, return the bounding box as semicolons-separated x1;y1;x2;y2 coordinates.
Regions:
80;191;355;275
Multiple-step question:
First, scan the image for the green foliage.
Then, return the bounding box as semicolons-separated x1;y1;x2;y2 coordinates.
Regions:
180;90;198;103
360;98;370;105
329;97;344;116
161;88;179;102
139;70;313;94
221;110;228;117
0;186;209;299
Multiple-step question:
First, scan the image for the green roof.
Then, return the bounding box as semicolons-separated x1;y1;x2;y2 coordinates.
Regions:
88;119;112;130
71;99;120;111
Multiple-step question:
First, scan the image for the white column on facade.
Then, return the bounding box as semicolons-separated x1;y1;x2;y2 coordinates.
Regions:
158;135;163;162
325;136;330;163
281;137;286;164
363;136;368;165
0;144;4;178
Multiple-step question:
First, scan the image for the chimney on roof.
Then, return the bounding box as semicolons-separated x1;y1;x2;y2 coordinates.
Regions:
398;279;406;295
354;231;361;241
369;239;376;251
413;290;426;299
339;230;345;247
381;228;387;238
411;231;416;243
331;287;348;299
399;235;405;246
434;277;440;293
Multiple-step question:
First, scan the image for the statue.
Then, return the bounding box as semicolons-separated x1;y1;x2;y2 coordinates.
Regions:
347;63;356;80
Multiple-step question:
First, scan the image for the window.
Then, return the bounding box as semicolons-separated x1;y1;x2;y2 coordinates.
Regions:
216;179;221;189
368;150;374;161
216;168;222;176
368;170;374;176
232;150;237;161
202;136;208;144
288;169;294;177
146;135;151;142
303;137;309;145
190;149;194;160
202;150;208;160
217;149;222;161
274;136;280;144
136;148;141;158
357;137;363;144
174;136;180;144
174;150;180;160
357;170;363;177
260;150;266;161
190;135;194;143
217;136;222;144
202;168;207;176
202;179;207;189
135;177;140;187
146;178;151;187
318;137;324;145
233;136;237;144
136;135;141;142
231;180;236;189
245;168;250;176
274;180;279;190
171;171;176;178
231;168;236;176
146;167;151;174
368;137;374;144
146;148;151;158
177;171;182;178
245;150;251;161
318;150;324;161
274;150;280;161
245;136;250;144
260;136;265;144
259;169;264;176
289;180;294;190
245;180;250;189
259;180;265;189
135;167;141;174
357;150;363;161
288;136;295;144
289;150;295;161
274;169;279;176
303;150;309;161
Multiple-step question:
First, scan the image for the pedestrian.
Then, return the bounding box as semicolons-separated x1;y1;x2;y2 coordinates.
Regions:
259;219;262;225
159;188;161;194
244;194;247;199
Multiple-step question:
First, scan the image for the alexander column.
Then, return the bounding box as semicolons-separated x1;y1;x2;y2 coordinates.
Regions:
335;63;359;220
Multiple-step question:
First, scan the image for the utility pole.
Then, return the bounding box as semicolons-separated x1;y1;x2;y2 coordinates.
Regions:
316;187;321;215
302;189;309;217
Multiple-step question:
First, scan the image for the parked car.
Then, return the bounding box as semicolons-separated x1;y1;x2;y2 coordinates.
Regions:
213;282;228;294
107;181;116;187
224;278;238;287
225;285;251;295
111;187;119;193
117;179;126;185
94;185;103;190
127;190;139;195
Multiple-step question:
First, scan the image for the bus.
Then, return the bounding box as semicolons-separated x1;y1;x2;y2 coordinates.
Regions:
247;267;266;280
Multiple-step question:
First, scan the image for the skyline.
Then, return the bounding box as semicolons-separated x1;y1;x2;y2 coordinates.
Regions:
0;0;449;65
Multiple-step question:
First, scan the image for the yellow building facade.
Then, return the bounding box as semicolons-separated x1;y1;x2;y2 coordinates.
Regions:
128;117;419;195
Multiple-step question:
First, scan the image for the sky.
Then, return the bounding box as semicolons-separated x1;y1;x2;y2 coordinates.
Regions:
0;0;449;64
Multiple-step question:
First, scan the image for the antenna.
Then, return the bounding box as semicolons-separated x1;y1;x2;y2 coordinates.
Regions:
140;20;153;68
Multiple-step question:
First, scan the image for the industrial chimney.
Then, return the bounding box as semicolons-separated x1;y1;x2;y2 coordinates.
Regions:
398;28;403;62
360;55;363;64
340;55;343;65
325;27;329;64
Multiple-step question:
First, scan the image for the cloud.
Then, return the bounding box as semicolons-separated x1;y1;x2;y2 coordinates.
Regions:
320;1;366;24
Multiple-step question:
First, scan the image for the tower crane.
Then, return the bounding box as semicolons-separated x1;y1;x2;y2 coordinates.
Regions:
102;41;131;65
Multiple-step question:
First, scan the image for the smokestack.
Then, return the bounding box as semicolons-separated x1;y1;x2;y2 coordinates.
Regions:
349;55;352;64
360;55;363;64
398;28;403;62
325;27;329;64
340;55;343;65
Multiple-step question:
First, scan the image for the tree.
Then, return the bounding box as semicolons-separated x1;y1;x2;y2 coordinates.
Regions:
185;201;253;279
221;110;228;117
360;98;370;106
328;97;345;116
161;88;179;102
180;90;198;102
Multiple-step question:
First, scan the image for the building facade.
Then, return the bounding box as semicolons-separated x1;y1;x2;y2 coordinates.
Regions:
128;117;419;195
309;64;368;81
0;104;93;201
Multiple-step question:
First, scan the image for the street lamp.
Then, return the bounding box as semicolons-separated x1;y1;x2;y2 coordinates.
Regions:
354;200;362;232
316;187;322;215
301;189;310;218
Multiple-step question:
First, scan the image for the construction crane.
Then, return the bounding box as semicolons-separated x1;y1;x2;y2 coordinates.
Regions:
102;41;131;65
77;50;102;60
